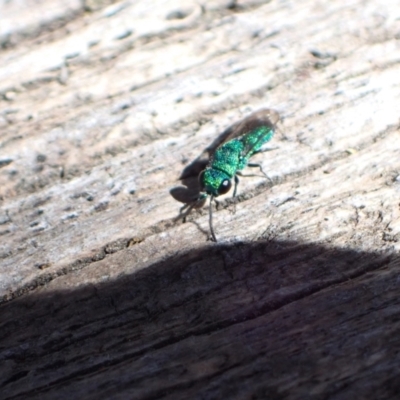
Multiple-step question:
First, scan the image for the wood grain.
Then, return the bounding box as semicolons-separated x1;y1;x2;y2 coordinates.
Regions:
1;0;400;398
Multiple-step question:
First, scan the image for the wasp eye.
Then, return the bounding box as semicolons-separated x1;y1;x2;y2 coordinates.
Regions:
218;179;232;195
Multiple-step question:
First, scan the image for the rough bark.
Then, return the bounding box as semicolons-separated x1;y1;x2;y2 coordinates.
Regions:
1;0;400;398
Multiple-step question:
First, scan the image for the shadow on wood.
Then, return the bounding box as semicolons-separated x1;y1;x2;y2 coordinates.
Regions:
1;239;398;399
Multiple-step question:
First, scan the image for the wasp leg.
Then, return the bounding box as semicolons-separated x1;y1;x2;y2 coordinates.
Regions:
233;175;239;198
226;175;239;216
178;202;195;223
178;195;206;223
247;163;273;183
256;146;279;153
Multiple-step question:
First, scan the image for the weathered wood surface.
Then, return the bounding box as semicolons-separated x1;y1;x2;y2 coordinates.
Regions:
1;0;400;398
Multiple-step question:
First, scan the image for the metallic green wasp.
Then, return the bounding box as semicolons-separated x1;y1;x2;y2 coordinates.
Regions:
189;108;280;242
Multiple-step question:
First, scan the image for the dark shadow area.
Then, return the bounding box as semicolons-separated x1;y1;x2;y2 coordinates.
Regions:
1;239;400;399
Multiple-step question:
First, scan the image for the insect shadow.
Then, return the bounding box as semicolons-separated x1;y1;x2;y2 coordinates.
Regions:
170;109;280;241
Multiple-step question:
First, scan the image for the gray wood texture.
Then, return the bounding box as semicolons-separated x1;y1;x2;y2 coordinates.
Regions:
1;0;400;398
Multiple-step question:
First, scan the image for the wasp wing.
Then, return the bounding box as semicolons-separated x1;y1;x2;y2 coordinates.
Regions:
179;109;279;180
230;108;279;158
205;108;279;158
